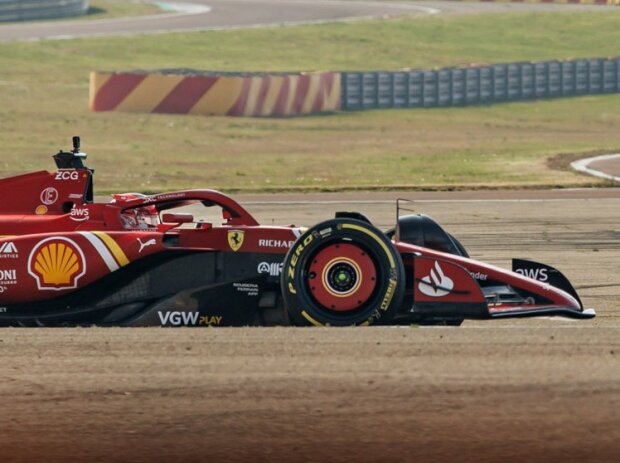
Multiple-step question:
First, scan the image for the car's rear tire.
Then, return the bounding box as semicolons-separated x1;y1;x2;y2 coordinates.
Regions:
281;218;405;326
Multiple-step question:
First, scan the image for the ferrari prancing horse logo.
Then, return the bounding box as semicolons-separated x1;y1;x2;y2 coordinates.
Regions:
227;230;244;252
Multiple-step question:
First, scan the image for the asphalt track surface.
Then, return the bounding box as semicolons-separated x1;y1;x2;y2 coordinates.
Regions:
584;155;620;181
591;157;620;177
2;190;620;463
0;0;618;42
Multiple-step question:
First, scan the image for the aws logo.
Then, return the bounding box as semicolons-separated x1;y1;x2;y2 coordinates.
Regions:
70;207;90;222
515;268;548;282
28;237;86;291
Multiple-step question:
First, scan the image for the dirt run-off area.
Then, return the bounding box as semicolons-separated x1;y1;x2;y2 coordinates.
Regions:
1;189;619;463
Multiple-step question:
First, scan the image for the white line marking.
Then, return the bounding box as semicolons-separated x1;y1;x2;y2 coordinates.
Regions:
242;197;620;205
3;0;440;42
103;1;441;37
201;0;441;15
155;2;212;14
571;153;620;183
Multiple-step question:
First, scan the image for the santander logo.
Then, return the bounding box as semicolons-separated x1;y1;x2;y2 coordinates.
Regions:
418;261;454;297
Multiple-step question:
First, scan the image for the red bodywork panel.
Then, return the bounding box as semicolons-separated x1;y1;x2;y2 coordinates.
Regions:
0;170;91;215
0;160;588;321
412;256;486;304
0;167;301;305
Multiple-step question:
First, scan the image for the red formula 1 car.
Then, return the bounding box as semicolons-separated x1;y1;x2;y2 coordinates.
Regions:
0;138;594;326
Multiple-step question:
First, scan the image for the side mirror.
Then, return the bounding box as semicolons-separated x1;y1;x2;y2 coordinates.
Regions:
161;213;194;224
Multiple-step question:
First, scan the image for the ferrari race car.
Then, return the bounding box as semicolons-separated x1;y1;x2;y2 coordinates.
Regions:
0;138;595;327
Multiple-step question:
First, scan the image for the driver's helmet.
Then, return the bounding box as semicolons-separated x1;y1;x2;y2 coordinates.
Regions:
135;205;159;228
112;193;159;229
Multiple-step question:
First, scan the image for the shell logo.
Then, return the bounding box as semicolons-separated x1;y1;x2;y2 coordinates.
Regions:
28;237;86;291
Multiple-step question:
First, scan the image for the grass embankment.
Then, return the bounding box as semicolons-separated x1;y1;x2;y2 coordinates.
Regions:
1;12;620;192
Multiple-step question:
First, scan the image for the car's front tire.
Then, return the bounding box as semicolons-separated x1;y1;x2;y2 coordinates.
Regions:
281;218;405;326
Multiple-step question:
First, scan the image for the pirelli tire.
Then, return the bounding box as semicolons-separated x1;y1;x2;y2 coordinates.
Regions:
281;218;405;326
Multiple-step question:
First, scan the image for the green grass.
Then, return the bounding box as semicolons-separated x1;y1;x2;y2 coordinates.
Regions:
1;12;620;193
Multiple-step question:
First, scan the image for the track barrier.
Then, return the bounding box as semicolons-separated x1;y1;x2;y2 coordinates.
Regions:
90;57;620;117
341;57;620;110
90;70;341;117
0;0;88;22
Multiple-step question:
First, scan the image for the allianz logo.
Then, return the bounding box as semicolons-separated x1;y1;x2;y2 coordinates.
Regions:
257;261;283;277
0;242;18;258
